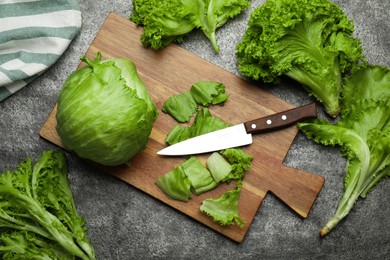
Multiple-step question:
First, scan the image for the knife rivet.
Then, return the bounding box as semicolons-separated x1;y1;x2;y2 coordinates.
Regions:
282;115;287;120
251;123;257;129
266;119;272;125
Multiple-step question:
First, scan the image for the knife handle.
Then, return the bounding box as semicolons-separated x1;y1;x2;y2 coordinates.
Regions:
244;103;317;135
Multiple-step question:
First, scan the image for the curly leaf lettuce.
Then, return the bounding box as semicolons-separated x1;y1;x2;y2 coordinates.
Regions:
200;181;245;228
130;0;250;53
236;0;365;117
298;65;390;237
0;150;95;259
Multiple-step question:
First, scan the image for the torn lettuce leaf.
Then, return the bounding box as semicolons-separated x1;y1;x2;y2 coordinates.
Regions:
165;108;230;145
162;91;198;123
206;152;232;183
221;148;254;182
190;81;229;106
200;181;246;228
181;157;218;195
156;156;218;200
162;81;229;123
155;166;192;202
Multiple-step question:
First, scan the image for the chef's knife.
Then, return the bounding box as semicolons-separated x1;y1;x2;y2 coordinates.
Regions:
157;103;317;156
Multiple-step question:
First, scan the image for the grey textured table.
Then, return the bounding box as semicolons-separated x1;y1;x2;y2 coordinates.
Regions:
1;1;389;259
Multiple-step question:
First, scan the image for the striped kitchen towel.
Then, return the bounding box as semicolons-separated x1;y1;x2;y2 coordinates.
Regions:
0;0;81;102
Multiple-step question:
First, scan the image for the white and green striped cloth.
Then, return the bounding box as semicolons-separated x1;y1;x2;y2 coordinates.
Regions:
0;0;81;102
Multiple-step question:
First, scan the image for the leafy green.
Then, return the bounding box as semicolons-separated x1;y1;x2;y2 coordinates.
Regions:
206;152;232;183
181;157;217;195
190;81;228;106
56;52;158;166
162;92;198;123
221;148;253;182
236;0;365;117
165;107;230;145
155;166;192;202
130;0;250;53
0;150;95;259
200;181;245;227
298;65;390;237
162;81;228;123
156;156;217;199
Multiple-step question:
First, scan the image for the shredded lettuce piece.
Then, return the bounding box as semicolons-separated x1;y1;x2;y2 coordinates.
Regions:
162;92;198;123
298;65;390;237
155;166;192;202
206;152;232;183
165;108;230;145
200;181;246;228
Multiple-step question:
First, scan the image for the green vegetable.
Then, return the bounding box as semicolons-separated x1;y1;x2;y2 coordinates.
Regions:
155;166;192;202
190;81;228;106
181;157;217;195
56;52;158;166
156;156;217;200
236;0;365;117
162;92;198;123
162;81;228;123
298;65;390;237
0;150;95;260
206;152;232;183
200;181;246;227
221;148;253;182
130;0;250;53
165;107;230;145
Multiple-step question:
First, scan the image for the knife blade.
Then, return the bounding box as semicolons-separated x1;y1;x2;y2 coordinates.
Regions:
157;103;317;156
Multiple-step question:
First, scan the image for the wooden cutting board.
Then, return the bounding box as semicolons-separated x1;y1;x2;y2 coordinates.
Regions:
39;12;324;243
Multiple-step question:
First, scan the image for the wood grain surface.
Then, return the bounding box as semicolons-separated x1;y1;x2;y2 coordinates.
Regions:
39;12;325;243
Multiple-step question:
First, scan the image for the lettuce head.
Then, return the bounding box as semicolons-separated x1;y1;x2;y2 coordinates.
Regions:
56;52;158;166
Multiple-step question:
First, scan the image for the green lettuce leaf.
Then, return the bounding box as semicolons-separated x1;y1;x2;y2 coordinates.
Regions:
162;91;198;123
0;150;95;260
165;108;230;145
130;0;250;53
155;166;192;202
190;81;228;106
298;65;390;237
181;157;217;195
206;152;232;183
236;0;365;117
221;148;253;182
200;181;245;228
